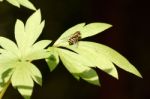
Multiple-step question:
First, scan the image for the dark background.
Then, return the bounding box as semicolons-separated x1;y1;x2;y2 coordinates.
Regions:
0;0;149;99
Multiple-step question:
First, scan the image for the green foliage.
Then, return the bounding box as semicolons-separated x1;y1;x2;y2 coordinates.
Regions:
0;0;36;10
58;48;100;85
46;22;142;87
54;23;112;46
0;10;51;99
0;1;142;99
46;47;59;71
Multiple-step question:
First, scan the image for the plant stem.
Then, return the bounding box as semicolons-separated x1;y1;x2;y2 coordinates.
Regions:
0;79;11;99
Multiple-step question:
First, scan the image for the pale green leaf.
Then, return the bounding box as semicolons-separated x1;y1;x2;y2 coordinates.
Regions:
0;66;13;92
6;0;36;10
32;40;52;50
0;65;12;83
0;48;18;65
11;71;33;99
0;51;18;64
0;8;49;99
72;74;80;80
58;48;100;85
54;23;85;46
58;48;92;74
11;62;34;99
54;22;112;46
25;50;50;61
17;0;36;10
25;10;45;47
25;62;42;86
78;41;142;78
46;47;59;71
80;69;100;86
0;37;19;56
65;44;118;79
0;65;13;79
0;0;3;2
0;48;5;54
24;40;51;61
16;9;42;49
15;10;43;51
7;0;20;7
0;49;17;64
80;23;112;38
26;21;45;43
15;19;25;49
14;10;49;61
71;69;100;85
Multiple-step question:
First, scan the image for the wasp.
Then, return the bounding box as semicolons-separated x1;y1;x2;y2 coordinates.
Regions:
68;31;81;45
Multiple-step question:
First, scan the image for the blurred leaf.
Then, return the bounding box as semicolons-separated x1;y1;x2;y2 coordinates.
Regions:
14;9;51;61
25;40;51;61
15;10;46;51
15;19;25;50
65;44;118;79
0;37;19;56
58;48;100;85
58;48;92;74
0;50;18;64
25;50;50;61
6;0;36;10
24;62;42;86
11;62;42;99
54;22;112;46
4;9;50;62
25;10;45;47
7;0;20;7
0;9;51;99
11;62;34;99
80;22;112;38
77;41;142;78
0;66;13;92
46;47;59;71
51;20;142;86
54;23;85;46
80;69;100;86
32;40;52;50
51;22;142;87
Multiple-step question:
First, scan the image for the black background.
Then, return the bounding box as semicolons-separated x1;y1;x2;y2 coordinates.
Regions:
0;0;149;99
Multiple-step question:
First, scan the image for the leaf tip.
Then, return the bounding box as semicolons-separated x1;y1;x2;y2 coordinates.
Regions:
36;9;41;14
136;72;143;78
31;6;37;11
115;75;119;80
